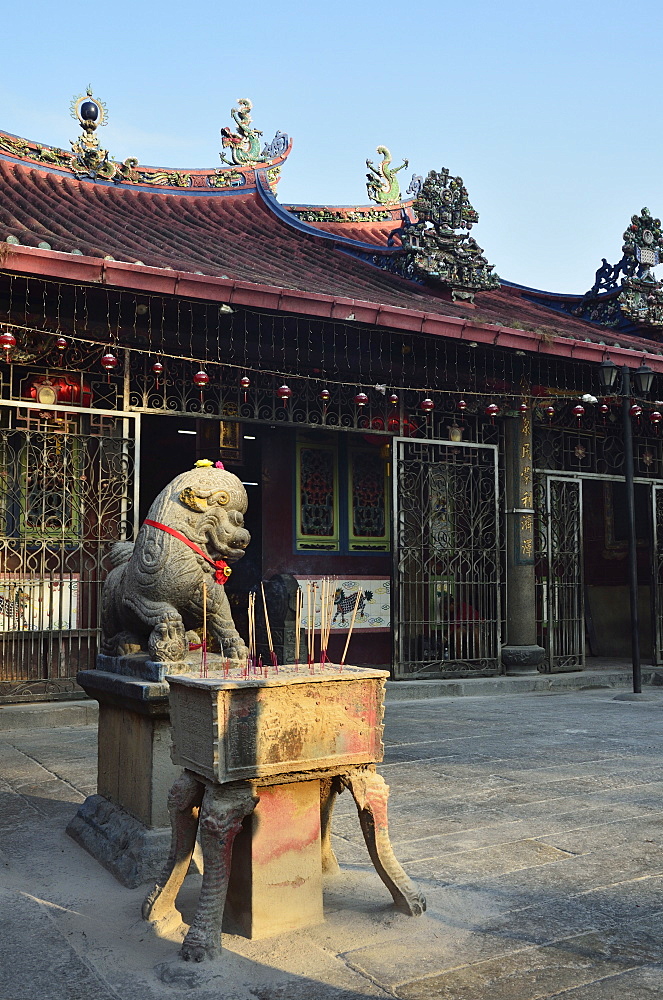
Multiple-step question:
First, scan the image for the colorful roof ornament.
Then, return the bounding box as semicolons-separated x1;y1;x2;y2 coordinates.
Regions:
618;209;663;327
550;208;663;330
220;98;268;166
70;87;139;183
391;167;500;301
366;147;408;205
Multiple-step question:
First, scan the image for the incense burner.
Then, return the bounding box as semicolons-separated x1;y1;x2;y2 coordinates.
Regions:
168;665;386;783
143;664;426;960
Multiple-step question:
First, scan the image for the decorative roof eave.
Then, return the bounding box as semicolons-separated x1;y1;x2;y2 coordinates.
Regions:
0;128;293;196
3;242;663;373
255;172;404;252
284;200;414;225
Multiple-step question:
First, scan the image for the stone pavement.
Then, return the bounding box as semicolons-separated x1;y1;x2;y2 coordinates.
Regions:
2;689;663;999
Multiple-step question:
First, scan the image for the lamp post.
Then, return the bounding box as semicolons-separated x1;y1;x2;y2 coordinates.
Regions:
597;360;655;694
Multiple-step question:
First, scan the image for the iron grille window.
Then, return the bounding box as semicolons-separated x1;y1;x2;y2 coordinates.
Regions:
20;432;82;539
295;435;390;554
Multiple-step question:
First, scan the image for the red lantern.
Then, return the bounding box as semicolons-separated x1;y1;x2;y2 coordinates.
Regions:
389;393;399;406
101;351;118;382
152;360;164;389
600;403;609;415
239;375;251;403
193;369;209;404
485;403;499;423
519;402;528;415
546;405;555;421
354;392;369;408
320;388;330;402
630;404;642;418
277;384;292;401
650;410;662;430
457;399;467;413
55;336;67;352
573;404;585;423
420;398;435;413
0;331;16;360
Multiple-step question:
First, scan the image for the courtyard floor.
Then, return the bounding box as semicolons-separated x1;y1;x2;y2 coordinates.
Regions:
2;688;663;999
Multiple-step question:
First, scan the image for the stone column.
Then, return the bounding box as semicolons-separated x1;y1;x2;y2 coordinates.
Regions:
501;412;545;674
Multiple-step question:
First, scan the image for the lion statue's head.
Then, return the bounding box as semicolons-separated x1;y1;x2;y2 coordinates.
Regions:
144;465;250;564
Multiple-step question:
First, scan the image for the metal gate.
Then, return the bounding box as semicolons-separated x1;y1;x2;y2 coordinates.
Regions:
393;438;501;678
535;476;584;671
0;402;139;702
653;485;663;665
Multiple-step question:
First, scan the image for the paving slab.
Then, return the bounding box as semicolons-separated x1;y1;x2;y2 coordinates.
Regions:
3;689;663;999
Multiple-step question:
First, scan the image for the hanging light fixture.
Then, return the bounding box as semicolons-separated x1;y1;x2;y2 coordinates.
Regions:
0;331;16;360
598;359;619;392
101;351;118;381
634;363;655;395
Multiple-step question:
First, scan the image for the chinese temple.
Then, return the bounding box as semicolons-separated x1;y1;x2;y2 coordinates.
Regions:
2;90;663;702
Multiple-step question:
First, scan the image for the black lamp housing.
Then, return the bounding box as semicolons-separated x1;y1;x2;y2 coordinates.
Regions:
634;363;655;396
598;359;619;391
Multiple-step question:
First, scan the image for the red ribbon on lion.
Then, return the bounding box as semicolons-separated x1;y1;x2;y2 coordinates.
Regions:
143;519;232;585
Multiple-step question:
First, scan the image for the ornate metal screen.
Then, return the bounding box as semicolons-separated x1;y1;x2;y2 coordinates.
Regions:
0;402;138;702
393;438;501;678
653;486;663;666
534;475;584;671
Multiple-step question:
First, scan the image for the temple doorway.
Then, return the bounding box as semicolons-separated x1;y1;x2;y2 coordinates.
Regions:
582;479;653;661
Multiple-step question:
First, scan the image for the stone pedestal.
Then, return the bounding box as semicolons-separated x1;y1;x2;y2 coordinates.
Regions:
67;666;181;888
502;414;546;675
224;779;324;939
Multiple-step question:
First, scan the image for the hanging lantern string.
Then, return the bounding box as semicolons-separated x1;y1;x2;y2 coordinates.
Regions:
1;315;661;402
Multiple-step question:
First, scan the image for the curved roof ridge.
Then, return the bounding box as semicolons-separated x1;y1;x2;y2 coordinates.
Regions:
281;193;415;248
0;127;292;196
256;172;406;252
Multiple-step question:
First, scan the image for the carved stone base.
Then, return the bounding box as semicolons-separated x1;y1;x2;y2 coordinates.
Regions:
502;644;546;675
96;652;188;683
67;795;174;888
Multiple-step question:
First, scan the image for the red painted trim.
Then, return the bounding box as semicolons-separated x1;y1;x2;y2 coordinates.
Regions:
2;244;663;372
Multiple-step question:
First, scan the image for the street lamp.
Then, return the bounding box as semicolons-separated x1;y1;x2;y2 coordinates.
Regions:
597;360;655;693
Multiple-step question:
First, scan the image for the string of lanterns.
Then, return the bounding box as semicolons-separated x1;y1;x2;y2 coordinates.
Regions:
2;327;663;431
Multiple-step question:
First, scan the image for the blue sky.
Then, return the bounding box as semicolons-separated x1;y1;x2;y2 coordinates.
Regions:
1;0;661;293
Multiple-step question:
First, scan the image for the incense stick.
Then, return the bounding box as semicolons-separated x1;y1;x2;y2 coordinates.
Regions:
294;586;302;670
320;577;334;665
201;580;208;677
306;581;314;670
340;589;362;668
261;582;278;669
247;590;256;674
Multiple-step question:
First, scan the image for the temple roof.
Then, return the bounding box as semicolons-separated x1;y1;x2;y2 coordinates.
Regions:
1;136;663;368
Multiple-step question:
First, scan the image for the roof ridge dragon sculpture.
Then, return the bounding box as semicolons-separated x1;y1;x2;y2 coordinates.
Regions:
366;146;408;205
220;98;267;166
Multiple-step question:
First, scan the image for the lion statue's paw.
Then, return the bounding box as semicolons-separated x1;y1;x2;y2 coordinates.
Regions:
149;620;187;663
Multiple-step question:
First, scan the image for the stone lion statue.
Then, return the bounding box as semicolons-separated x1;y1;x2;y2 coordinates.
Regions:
100;465;250;663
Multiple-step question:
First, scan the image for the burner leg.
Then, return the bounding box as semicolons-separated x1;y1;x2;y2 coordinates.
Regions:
344;768;426;916
181;783;258;961
142;769;204;925
320;776;342;876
